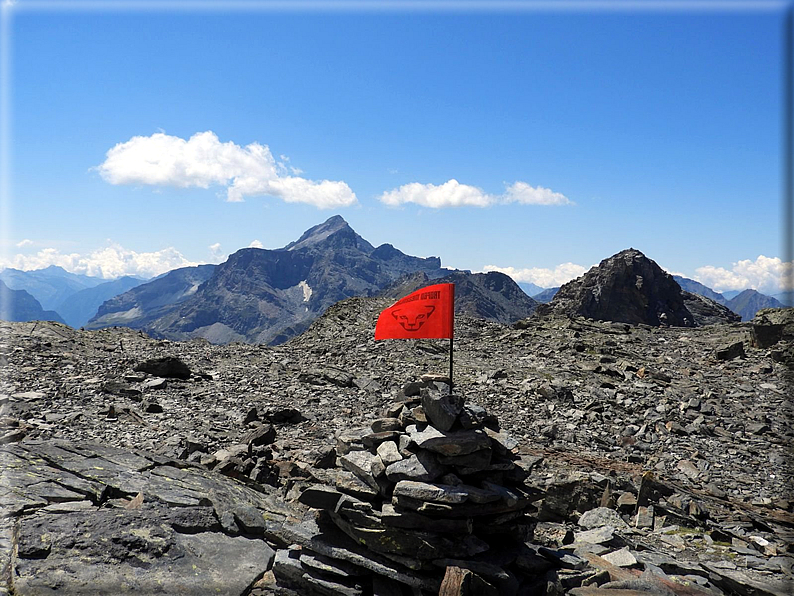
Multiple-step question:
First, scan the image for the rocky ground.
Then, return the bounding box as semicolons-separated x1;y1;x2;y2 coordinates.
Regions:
0;301;792;595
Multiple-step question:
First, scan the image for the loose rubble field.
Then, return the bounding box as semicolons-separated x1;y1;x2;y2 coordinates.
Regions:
0;301;792;595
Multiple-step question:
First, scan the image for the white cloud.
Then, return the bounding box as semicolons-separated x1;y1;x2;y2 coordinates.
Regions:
248;240;264;248
694;255;793;294
483;263;588;288
15;239;33;248
379;179;492;208
208;243;225;261
97;131;357;209
503;182;572;206
0;243;198;279
378;179;571;208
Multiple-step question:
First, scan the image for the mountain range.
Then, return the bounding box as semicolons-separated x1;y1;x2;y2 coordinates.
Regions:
0;217;789;337
89;216;473;344
671;275;785;321
0;266;106;311
0;266;150;329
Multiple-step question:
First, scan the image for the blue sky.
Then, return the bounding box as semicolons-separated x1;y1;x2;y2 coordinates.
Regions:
1;1;790;293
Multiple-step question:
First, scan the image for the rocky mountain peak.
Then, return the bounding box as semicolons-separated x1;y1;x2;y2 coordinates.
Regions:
536;248;696;326
283;215;372;252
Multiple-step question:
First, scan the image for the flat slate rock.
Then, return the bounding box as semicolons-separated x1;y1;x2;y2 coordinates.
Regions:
406;425;491;457
2;439;291;596
15;518;274;595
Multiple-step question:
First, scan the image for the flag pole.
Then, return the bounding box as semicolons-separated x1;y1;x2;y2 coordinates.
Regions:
449;284;455;394
449;337;454;395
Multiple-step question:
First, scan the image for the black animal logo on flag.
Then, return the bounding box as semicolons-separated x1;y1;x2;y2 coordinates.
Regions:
391;305;435;332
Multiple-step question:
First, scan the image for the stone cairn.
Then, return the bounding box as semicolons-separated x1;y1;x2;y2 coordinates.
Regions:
276;375;544;595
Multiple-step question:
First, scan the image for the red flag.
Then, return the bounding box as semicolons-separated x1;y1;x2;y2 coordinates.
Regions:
374;283;454;340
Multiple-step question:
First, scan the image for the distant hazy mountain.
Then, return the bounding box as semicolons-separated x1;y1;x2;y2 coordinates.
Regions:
382;270;538;326
0;280;66;324
517;282;545;297
671;276;785;320
771;291;793;307
86;265;217;330
725;289;785;321
55;276;148;328
672;276;727;305
0;265;105;311
532;287;559;303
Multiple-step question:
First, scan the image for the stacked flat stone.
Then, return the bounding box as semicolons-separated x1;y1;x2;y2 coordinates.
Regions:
285;377;538;595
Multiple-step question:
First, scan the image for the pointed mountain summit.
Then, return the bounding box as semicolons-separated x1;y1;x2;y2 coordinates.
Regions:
726;289;785;321
536;248;697;326
284;215;373;252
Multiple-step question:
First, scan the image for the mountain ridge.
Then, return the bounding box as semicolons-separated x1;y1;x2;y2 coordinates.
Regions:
87;216;449;344
0;280;66;324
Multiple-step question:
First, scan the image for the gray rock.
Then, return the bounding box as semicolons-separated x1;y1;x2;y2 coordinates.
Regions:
716;341;745;360
338;451;380;490
420;392;464;431
14;510;275;595
370;418;402;433
750;307;794;347
535;249;696;327
298;485;344;510
406;425;491;457
385;450;445;483
242;423;276;447
537;547;588;570
601;546;637;567
392;480;470;504
577;507;629;530
334;469;379;500
573;525;615;545
375;441;402;466
379;503;473;535
142;377;167;390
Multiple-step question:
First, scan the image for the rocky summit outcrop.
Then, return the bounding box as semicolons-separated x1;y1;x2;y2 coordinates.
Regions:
536;249;733;327
2;439;287;595
1;298;792;595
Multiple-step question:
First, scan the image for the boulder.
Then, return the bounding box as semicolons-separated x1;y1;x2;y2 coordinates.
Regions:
133;356;191;379
750;307;794;348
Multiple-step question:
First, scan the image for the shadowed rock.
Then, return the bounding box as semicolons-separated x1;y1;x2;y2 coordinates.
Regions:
536;249;696;327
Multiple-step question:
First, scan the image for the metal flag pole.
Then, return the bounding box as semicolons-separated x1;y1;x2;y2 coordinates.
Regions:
449;284;455;394
449;336;454;395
